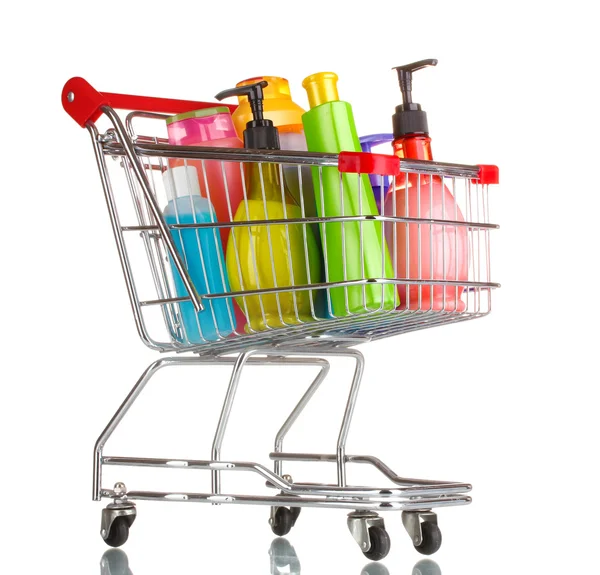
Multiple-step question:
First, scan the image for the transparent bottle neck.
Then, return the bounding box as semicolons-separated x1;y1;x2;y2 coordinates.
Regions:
392;134;433;161
248;162;297;205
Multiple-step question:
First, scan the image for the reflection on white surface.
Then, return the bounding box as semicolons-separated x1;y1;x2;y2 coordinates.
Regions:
100;537;441;575
361;561;391;575
270;538;301;575
100;550;133;575
412;559;442;575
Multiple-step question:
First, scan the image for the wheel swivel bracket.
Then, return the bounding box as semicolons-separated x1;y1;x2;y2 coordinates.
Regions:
347;510;385;552
100;483;137;540
401;510;437;546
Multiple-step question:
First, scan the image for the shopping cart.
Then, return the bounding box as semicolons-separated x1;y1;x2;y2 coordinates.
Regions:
62;77;499;561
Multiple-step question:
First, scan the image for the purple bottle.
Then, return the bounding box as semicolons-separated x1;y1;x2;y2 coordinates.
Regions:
359;133;394;214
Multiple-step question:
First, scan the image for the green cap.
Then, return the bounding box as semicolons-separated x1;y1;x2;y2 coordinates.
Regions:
166;106;231;125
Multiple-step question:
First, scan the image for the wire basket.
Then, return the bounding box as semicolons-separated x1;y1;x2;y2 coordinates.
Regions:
65;78;499;355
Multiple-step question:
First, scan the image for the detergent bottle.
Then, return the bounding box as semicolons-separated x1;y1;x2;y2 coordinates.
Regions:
215;81;322;331
232;76;316;220
384;59;468;311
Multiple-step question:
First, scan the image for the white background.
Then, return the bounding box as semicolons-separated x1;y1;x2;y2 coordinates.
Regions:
1;1;598;574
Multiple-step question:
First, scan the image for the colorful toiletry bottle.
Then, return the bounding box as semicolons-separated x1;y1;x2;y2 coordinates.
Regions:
162;165;235;343
167;107;247;333
301;72;396;316
231;76;316;219
384;59;468;311
359;134;394;214
166;107;244;246
215;81;322;332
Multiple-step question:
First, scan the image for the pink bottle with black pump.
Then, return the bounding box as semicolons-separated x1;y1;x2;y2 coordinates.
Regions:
383;59;468;312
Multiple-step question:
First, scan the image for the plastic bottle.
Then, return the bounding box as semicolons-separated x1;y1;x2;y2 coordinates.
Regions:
215;81;322;332
383;59;468;311
231;77;305;140
359;133;395;214
301;72;396;316
166;107;244;246
162;166;235;343
232;76;316;219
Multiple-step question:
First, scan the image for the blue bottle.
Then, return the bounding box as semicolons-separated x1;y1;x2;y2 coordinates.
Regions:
162;166;235;343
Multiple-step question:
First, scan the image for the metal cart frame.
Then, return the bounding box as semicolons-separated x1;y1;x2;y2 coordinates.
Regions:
62;77;499;560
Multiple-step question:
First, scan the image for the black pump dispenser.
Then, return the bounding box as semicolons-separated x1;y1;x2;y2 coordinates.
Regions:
392;59;437;139
215;81;280;150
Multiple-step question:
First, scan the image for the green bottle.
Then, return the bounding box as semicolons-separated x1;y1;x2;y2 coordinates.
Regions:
301;72;396;316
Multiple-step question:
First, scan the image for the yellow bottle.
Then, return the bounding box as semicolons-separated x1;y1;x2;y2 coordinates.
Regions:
216;80;322;332
232;76;317;220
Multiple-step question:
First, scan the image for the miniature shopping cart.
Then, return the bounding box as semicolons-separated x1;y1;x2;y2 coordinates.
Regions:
62;77;499;561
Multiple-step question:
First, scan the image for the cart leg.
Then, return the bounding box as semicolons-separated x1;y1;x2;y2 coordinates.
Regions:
94;352;330;502
93;358;170;501
93;354;242;501
211;351;253;495
335;349;365;487
273;361;331;477
266;346;366;487
210;350;330;495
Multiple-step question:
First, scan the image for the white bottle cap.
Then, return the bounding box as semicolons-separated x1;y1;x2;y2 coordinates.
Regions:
162;165;201;200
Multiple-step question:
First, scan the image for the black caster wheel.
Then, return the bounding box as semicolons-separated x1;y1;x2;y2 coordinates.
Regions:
414;522;442;555
363;526;391;561
271;507;295;536
104;516;131;548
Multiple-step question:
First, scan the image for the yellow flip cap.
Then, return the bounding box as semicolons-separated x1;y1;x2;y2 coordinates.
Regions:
302;72;339;108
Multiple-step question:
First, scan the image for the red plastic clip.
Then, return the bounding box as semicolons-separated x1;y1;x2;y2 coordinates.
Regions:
62;76;237;128
338;151;401;177
475;164;499;185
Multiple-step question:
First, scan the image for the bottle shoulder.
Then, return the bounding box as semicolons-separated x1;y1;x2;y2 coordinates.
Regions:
304;100;352;117
164;195;215;216
234;198;302;220
234;100;305;129
200;136;243;148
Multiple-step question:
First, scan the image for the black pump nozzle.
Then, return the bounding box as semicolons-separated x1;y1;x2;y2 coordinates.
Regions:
215;81;280;150
391;59;437;138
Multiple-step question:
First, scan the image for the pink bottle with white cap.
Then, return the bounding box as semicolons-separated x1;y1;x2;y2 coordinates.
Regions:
167;106;246;332
166;106;244;246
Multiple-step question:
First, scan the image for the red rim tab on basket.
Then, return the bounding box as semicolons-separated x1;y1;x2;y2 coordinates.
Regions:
338;151;401;177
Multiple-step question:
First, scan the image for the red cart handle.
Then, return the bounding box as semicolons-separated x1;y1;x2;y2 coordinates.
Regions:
62;77;237;128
